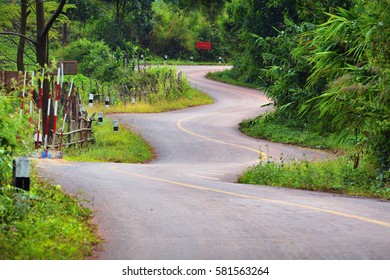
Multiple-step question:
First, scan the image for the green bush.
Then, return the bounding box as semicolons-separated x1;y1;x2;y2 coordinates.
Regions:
0;178;100;259
0;91;32;186
62;38;119;81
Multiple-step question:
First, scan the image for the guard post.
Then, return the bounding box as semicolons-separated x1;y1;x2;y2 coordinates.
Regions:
12;156;30;191
98;112;103;125
88;93;94;108
113;120;119;132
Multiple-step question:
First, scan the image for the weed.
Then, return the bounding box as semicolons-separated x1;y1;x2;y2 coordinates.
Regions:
239;153;390;200
0;174;101;259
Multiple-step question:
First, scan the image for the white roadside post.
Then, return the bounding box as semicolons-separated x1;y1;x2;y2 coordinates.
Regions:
113;120;119;132
88;93;94;108
13;156;30;191
98;112;103;125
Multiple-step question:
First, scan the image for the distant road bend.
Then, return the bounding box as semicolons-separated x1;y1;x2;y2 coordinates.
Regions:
39;65;390;260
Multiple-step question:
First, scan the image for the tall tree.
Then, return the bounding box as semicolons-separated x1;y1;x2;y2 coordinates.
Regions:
0;0;68;135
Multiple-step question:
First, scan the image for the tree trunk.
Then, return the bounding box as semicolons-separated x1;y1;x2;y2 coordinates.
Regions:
36;0;47;67
36;0;49;136
62;22;68;46
17;0;28;72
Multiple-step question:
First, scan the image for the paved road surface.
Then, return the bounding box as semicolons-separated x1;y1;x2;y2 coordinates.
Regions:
39;66;390;260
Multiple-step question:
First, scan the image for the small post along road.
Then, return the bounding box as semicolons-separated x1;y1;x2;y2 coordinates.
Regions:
39;66;390;260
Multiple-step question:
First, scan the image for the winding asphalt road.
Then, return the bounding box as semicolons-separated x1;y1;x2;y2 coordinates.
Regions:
39;66;390;260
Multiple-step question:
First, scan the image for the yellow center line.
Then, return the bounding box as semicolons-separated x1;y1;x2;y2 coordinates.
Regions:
177;107;268;160
110;167;390;228
177;115;263;156
178;77;269;158
196;77;270;102
234;89;269;101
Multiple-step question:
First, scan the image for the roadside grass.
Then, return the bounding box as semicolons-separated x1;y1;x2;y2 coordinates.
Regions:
237;114;390;200
238;154;390;200
90;88;213;114
146;58;226;66
64;84;212;163
239;114;348;151
0;172;101;259
206;69;260;89
64;119;154;163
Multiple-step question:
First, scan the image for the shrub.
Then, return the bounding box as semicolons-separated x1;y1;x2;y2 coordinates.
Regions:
0;90;31;186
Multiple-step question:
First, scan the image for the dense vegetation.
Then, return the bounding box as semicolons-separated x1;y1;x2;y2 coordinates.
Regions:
214;0;389;193
0;179;100;259
0;87;100;259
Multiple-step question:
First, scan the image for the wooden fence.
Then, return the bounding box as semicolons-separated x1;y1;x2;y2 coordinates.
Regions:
1;67;185;152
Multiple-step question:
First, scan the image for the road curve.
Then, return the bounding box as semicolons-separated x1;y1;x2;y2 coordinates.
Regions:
39;66;390;260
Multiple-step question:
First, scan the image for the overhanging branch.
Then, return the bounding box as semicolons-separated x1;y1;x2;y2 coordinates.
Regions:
0;31;36;46
7;33;36;63
38;0;67;42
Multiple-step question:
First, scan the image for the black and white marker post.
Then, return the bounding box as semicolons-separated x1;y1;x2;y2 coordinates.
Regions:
13;156;30;191
105;96;110;108
113;120;119;132
88;93;94;108
98;112;103;125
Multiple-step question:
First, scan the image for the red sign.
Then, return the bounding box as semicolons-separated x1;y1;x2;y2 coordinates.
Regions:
196;41;212;50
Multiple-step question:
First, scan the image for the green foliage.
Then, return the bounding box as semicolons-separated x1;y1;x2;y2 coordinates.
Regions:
86;0;153;49
150;2;198;58
0;89;32;186
0;1;16;30
239;113;348;150
231;0;389;185
299;1;390;175
149;1;225;61
239;154;390;200
201;1;390;196
124;67;191;103
66;0;101;24
0;177;100;259
61;38;120;81
164;0;225;20
255;20;320;122
206;70;261;89
218;0;299;84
